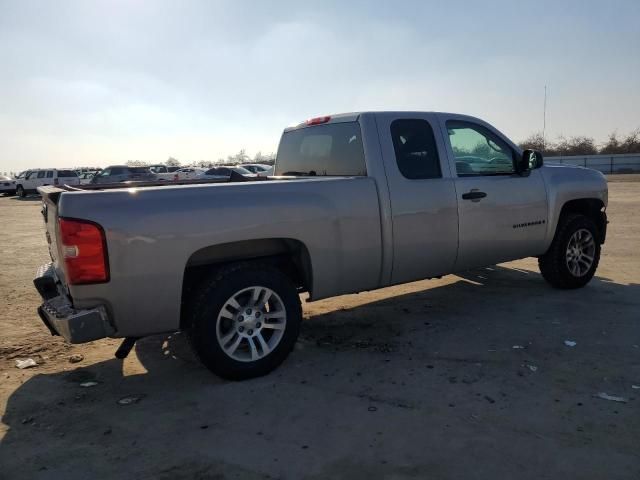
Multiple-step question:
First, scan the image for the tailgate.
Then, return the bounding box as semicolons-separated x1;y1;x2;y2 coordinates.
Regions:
38;186;67;284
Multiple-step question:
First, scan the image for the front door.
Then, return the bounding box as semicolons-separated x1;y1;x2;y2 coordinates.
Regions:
375;113;459;284
439;116;548;270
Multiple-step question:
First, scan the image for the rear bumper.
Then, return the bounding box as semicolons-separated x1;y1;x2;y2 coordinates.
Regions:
34;263;114;343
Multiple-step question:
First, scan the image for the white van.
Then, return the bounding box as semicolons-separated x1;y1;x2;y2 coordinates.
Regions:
16;169;80;197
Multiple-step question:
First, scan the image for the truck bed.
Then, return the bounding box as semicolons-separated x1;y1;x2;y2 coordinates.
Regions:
38;175;383;338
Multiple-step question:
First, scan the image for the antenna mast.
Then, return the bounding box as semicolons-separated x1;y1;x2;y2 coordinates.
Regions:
543;85;548;150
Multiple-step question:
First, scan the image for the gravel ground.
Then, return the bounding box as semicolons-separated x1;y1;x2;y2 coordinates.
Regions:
0;177;639;479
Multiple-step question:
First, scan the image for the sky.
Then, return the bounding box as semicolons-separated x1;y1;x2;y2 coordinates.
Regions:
1;0;639;173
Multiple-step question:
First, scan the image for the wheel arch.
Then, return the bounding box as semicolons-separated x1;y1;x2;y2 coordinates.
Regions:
180;238;312;329
557;198;607;244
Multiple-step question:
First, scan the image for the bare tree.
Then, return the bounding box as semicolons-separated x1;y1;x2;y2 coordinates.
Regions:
165;157;181;167
227;149;249;165
519;128;640;156
554;136;597;156
126;160;149;167
518;133;546;152
620;129;640;153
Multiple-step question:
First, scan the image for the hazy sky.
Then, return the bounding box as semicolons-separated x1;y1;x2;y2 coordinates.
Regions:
1;0;638;172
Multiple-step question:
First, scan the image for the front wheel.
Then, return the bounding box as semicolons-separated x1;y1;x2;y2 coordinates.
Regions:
186;263;302;380
16;185;26;198
538;213;601;289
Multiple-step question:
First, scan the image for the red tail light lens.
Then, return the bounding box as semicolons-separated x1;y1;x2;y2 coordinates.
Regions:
306;116;331;126
58;218;109;285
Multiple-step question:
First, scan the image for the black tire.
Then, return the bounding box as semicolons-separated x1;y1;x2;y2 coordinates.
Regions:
538;213;601;289
186;262;302;380
16;185;26;198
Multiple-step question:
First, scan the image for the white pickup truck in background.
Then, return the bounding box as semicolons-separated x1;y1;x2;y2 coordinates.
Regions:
149;165;181;181
35;111;608;380
15;169;80;197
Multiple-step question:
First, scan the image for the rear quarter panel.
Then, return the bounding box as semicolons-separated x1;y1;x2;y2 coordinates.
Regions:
57;178;382;337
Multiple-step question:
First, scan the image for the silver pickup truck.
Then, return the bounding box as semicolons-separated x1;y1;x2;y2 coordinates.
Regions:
35;112;608;379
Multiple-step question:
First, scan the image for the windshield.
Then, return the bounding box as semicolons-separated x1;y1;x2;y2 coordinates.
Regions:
233;166;252;175
275;122;366;176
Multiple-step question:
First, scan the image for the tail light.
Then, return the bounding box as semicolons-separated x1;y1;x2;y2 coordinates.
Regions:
58;218;109;285
305;116;331;126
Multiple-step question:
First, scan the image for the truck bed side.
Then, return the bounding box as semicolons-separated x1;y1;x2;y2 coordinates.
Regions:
50;177;382;337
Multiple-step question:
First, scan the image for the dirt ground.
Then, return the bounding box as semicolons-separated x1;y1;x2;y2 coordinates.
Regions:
1;179;639;480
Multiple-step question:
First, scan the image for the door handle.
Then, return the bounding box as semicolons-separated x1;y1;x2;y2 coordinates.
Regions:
462;190;487;201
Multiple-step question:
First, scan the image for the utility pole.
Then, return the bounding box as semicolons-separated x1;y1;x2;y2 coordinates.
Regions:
543;85;548;150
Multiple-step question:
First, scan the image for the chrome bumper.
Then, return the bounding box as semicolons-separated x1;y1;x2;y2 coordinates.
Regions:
34;263;114;343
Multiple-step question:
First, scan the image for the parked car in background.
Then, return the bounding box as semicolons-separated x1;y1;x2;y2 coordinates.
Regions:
0;175;16;196
241;164;272;174
78;172;97;184
15;169;80;197
257;165;274;177
91;166;157;184
200;165;256;179
149;165;181;181
173;167;206;180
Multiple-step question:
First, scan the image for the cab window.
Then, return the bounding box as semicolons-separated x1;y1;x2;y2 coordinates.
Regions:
446;121;515;176
390;119;441;179
276;122;366;176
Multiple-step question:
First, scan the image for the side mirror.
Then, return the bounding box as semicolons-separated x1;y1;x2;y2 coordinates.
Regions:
517;149;543;175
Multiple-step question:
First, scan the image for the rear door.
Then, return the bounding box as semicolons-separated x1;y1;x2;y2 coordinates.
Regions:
44;170;54;186
375;113;459;284
438;115;548;269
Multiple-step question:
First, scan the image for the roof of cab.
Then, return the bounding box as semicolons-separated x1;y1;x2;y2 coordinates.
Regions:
283;111;487;132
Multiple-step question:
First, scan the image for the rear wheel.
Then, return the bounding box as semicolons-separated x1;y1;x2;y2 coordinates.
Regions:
186;263;302;380
538;214;601;289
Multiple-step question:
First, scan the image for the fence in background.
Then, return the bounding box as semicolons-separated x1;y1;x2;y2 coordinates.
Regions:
544;153;640;174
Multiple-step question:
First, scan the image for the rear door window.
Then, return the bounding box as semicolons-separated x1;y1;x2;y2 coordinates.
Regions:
46;171;54;178
390;119;442;179
58;170;78;178
275;122;366;176
110;167;124;175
